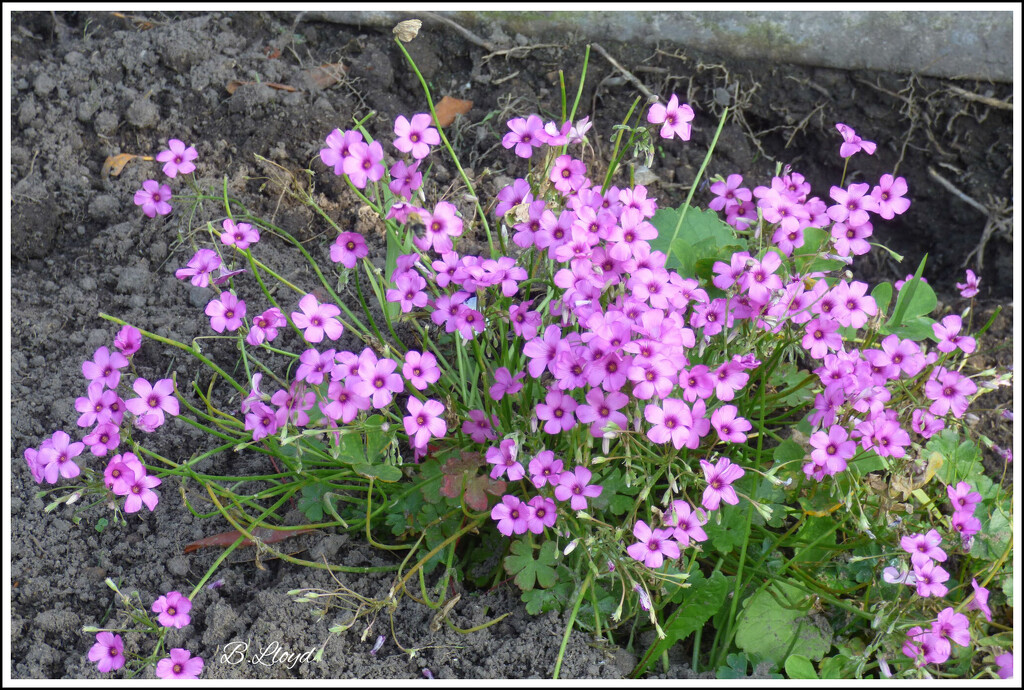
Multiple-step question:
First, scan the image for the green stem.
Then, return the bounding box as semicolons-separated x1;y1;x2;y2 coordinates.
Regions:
553;572;593;679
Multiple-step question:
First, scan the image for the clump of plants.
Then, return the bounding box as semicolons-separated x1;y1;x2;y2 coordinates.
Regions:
23;27;1013;680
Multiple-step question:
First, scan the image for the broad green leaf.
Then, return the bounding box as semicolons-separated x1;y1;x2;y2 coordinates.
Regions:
734;581;832;665
704;503;749;555
785;654;818;679
351;463;402;483
636;570;729;675
503;539;558;591
649;204;743;276
871;282;893;319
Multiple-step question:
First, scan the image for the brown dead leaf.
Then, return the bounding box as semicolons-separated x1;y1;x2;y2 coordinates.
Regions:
225;80;298;95
101;153;153;179
434;95;473;127
302;62;348;90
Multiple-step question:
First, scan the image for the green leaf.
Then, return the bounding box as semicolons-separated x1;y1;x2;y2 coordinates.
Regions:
649;204;743;276
503;539;558;592
521;575;573;614
297;482;329;521
717;653;752;679
636;570;729;675
871;282;893;319
886;258;936;327
790;516;838;567
818;654;854;679
351;463;403;483
734;581;832;665
704;504;748;555
589;467;639;516
785;654;818;679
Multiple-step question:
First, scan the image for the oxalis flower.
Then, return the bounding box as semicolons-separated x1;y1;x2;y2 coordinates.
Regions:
291;293;343;343
627;519;680;569
88;632;125;673
553;466;603;511
156;138;198;178
700;457;744;511
403;397;446;449
134;179;173;217
647;94;694;141
152;591;192;628
155;648;204;680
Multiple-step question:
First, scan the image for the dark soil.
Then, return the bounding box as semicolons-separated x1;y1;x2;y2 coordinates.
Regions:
8;11;1014;679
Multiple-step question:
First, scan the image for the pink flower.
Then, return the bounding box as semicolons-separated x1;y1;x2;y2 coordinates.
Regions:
956;269;981;298
389;159;423;200
708;174;751;212
995;652;1012;679
549;154;587;194
403;350;440;391
134;179;173;217
553;466;603;511
35;431;84;483
575;388;629;438
393;113;440;160
525;496;557;534
220;218;260;249
83;422;120;457
665;500;708;546
711;405;751;444
125;377;179;426
932;607;970;647
152;591;192;629
932;314;976;354
528;450;564;489
489;367;525;401
486;438;524;481
802;317;842;359
535;388;578;434
645;398;696;450
913;558;950;598
245;401;280;441
403;397;446;449
88;632;125;673
947;481;982;515
291;293;343;343
156;138;198;178
502;114;544;158
105;452;144;494
175;248;221;287
123;466;161;512
700;457;744;511
870;174;910;219
353;356;403;409
82;346;129;389
113;325;142;356
627;519;680;569
320;128;363;175
342;140;385;188
804;425;855;480
902;626;950;666
900;528;947;568
246;307;286;346
155;648;204;680
835;123;876;158
330;232;369;268
205;291;246;333
491;495;531;536
925;367;977;418
414;201;464;255
647;94;694;141
827;182;879;228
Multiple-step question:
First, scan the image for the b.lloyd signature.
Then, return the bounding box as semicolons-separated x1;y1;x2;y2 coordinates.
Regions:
219;641;317;670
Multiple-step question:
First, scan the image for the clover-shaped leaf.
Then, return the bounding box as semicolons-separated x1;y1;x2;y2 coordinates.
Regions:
503;539;558;592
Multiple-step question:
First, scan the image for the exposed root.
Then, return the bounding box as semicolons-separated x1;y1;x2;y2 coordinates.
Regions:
592;43;655;100
928;166;1013;270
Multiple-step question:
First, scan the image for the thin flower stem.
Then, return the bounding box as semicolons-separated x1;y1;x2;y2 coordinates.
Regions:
553;571;593;679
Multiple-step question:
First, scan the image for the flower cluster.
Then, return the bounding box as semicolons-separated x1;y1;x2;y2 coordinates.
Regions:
134;138;198;218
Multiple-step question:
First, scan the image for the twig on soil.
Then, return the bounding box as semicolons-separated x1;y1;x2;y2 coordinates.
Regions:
946;85;1013;111
421;11;497;52
482;44;564;63
591;43;655;100
927;166;989;215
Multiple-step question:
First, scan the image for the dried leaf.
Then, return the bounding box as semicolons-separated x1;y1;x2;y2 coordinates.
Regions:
302;62;348;90
434;95;473;127
393;19;422;43
101;153;138;178
225;80;298;95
